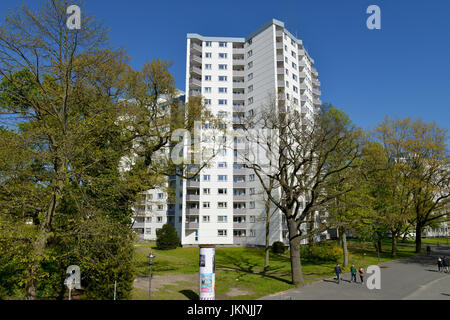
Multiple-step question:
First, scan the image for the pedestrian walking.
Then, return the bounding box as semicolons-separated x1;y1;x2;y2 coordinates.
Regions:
358;267;364;284
334;264;342;284
443;256;449;273
350;264;357;283
437;257;443;272
426;246;431;256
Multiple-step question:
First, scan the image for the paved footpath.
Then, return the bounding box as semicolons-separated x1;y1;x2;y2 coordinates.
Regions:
260;246;450;300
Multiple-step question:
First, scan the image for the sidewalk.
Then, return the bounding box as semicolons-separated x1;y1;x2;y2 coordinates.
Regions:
260;247;450;300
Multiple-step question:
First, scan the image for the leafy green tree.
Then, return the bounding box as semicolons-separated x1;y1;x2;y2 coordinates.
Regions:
156;224;180;250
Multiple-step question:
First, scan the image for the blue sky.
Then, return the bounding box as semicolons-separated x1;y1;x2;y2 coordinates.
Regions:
1;0;449;132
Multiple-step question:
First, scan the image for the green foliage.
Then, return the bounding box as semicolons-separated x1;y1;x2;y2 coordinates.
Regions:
271;241;286;254
301;242;343;263
156;224;180;250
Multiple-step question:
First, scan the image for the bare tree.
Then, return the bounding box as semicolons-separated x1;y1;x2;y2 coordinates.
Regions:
239;96;363;286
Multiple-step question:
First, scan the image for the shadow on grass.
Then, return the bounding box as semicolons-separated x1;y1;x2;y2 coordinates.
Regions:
216;250;292;285
179;290;199;300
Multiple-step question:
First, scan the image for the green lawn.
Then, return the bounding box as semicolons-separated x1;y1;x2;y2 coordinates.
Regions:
132;240;420;300
403;237;450;246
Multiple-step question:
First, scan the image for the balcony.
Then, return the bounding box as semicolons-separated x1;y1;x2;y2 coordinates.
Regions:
298;49;305;56
233;81;245;89
233;105;245;113
277;80;285;87
233;117;245;125
233;59;245;65
186;208;199;215
276;29;284;37
233;181;246;188
186;180;200;188
190;65;202;76
313;88;321;96
233;194;247;201
233;70;245;77
189;90;201;97
133;222;145;229
276;54;284;61
185;222;199;229
312;68;318;77
313;79;320;87
190;54;202;64
300;83;308;91
277;67;285;75
298;60;307;68
186;194;200;201
233;222;247;229
233;167;247;175
299;71;306;78
233;207;247;215
233;47;245;55
313;97;322;106
190;42;202;53
189;78;201;88
233;93;245;101
276;42;283;50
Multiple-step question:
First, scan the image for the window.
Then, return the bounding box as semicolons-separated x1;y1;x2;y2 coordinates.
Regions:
218;64;227;70
294;97;298;105
205;64;212;70
284;45;288;51
157;216;163;223
203;188;210;195
247;50;253;57
218;216;228;223
205;41;212;47
147;194;153;200
146;217;152;223
218;162;227;168
249;215;256;223
158;193;164;199
220;148;227;156
249;188;255;195
203;175;211;181
157;205;164;211
218;76;227;81
249;201;255;209
218;87;227;93
219;53;227;59
204;87;211;93
218;229;227;236
248;85;253;93
285;81;289;88
293;74;297;81
285;69;289;75
285;57;288;63
203;202;210;208
203;215;210;222
218;111;227;118
249;174;255;181
292;62;297;69
205;52;212;58
218;99;227;105
204;75;211;81
249;229;256;237
247;38;252;45
218;202;227;208
247;61;253;69
248;73;253;81
218;188;227;195
218;175;227;182
145;228;151;234
204;99;211;105
248;97;253;105
293;86;298;93
219;42;227;47
291;51;296;58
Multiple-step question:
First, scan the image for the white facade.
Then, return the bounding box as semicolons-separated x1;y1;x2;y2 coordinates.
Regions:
133;19;324;246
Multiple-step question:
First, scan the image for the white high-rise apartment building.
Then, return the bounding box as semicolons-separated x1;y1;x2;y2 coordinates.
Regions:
181;19;323;247
132;19;324;246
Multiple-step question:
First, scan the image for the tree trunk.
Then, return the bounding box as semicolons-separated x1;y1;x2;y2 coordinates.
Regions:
341;228;348;267
391;233;398;258
307;213;314;253
287;218;304;287
415;224;423;254
264;213;270;272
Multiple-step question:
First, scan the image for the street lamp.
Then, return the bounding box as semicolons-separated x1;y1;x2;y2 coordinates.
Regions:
148;251;155;300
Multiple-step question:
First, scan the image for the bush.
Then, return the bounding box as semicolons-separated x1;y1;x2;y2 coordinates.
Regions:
271;241;286;254
156;224;180;250
301;242;342;263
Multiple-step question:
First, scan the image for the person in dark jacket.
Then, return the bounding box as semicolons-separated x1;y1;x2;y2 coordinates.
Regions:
334;264;342;284
437;257;443;272
443;256;449;273
350;264;357;283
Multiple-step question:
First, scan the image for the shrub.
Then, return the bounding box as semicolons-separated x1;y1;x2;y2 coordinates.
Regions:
271;241;286;254
301;242;342;262
156;224;180;250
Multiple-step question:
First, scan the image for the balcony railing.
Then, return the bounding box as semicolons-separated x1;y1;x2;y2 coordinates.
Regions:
313;79;320;87
313;97;322;106
185;222;199;229
233;207;247;215
190;42;202;53
189;78;201;87
186;194;200;201
232;47;245;54
186;180;200;187
298;71;306;78
313;88;321;96
190;65;202;75
233;93;245;101
186;208;199;215
233;59;245;65
233;222;247;229
190;55;202;64
233;70;245;77
233;194;247;201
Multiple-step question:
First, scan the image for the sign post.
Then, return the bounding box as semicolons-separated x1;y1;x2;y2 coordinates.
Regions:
199;245;216;300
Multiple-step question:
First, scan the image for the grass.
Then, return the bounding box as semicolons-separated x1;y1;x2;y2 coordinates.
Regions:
132;239;421;300
402;237;450;246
